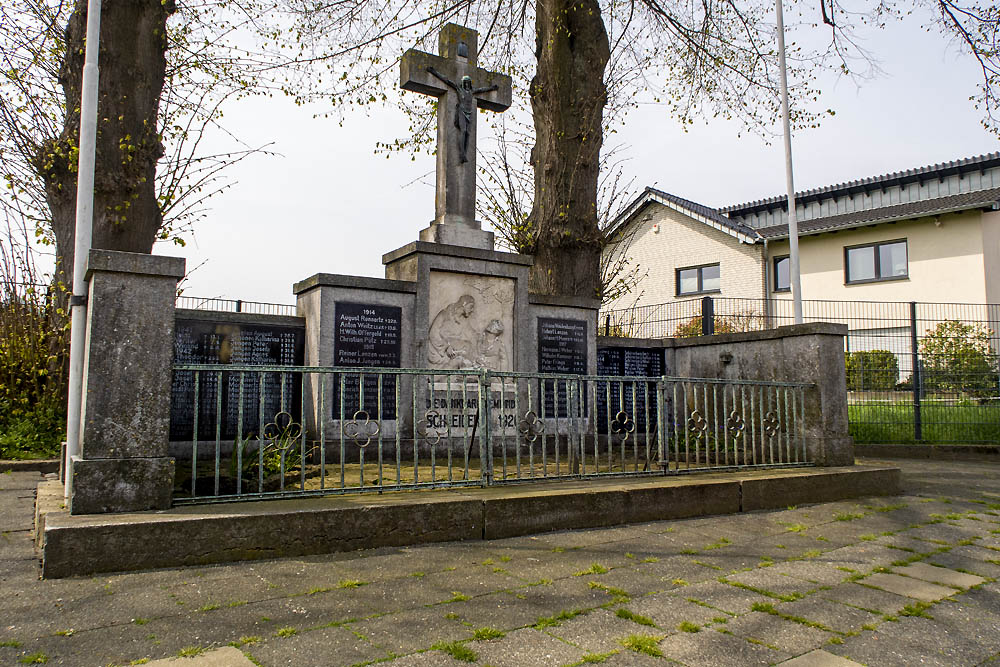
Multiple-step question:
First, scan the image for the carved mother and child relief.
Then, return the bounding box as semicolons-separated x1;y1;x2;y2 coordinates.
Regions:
426;274;514;371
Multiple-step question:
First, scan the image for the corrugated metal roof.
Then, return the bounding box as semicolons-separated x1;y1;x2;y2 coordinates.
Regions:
755;188;1000;240
608;186;761;244
722;152;1000;216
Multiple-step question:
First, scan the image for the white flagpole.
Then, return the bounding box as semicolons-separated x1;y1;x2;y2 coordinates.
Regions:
65;0;102;498
776;0;804;324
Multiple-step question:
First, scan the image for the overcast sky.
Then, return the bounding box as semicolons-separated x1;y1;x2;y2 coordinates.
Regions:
162;13;999;305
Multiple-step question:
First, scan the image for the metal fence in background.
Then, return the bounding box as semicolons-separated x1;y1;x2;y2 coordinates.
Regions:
602;297;1000;444
175;296;297;316
169;365;811;504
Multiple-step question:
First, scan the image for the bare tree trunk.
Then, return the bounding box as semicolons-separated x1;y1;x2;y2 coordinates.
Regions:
527;0;610;298
34;0;174;289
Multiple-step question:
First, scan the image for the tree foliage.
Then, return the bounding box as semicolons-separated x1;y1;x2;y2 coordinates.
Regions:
919;320;998;397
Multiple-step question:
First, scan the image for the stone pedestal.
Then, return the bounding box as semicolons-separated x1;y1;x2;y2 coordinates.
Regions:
70;250;185;514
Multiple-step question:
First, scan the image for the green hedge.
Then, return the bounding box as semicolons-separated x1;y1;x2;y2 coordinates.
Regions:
845;350;898;391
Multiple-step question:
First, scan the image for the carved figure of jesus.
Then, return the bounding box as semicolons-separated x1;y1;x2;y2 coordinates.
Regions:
426;67;498;164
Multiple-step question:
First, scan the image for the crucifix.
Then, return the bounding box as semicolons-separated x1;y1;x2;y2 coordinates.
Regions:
401;24;512;233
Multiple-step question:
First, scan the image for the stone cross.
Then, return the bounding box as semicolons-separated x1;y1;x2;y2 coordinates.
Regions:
401;24;512;238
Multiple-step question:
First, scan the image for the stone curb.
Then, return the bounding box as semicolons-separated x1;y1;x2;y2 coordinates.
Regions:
0;458;59;474
855;443;1000;460
37;464;900;579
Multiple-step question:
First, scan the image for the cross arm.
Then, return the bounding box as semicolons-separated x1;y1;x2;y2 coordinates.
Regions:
471;67;512;112
400;49;449;97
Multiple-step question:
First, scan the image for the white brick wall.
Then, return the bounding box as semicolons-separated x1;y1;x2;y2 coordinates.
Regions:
605;202;766;310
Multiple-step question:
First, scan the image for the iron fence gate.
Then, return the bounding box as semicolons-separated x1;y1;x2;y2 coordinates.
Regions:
169;365;812;504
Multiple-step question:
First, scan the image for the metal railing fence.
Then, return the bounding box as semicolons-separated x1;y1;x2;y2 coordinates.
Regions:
175;296;297;316
170;364;812;504
602;297;1000;444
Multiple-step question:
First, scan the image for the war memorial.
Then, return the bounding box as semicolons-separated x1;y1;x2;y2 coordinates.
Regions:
33;24;896;578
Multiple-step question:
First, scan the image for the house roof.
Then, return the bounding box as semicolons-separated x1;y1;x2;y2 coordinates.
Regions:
609;187;762;245
721;152;1000;216
755;187;1000;240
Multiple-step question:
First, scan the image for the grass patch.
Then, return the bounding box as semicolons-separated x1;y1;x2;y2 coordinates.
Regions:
781;523;808;533
642;557;660;563
620;634;664;657
900;601;934;619
443;592;471;603
848;404;1000;444
569;651;618;665
0;640;22;648
534;609;584;629
574;563;609;576
672;578;689;586
472;627;505;640
275;627;297;638
704;537;732;550
17;654;47;664
432;641;477;662
589;582;630;602
860;534;878;541
678;621;701;633
198;603;220;612
176;646;205;658
336;579;367;589
616;608;656;627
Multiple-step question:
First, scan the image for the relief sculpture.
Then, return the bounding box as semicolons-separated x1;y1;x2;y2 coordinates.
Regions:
426;276;513;371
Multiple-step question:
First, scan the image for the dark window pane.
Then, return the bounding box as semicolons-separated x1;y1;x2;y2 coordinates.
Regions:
847;247;875;281
701;264;720;291
774;257;790;290
678;268;699;294
879;242;907;277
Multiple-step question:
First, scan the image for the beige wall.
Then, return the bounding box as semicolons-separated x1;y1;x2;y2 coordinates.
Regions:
767;210;989;305
605;203;765;311
982;210;1000;305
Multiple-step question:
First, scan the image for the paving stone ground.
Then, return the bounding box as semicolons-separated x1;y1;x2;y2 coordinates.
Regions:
4;458;1000;666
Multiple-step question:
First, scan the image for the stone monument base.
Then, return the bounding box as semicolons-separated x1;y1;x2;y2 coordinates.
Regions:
419;221;495;251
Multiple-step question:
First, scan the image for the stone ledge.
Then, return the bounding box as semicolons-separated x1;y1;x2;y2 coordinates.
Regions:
292;273;418;295
856;443;1000;460
0;458;59;474
85;249;185;280
529;293;601;310
174;309;305;327
38;464;899;578
382;241;534;267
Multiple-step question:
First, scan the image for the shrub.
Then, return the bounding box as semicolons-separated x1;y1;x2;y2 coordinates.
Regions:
673;311;766;338
919;321;999;397
0;279;68;460
845;350;899;391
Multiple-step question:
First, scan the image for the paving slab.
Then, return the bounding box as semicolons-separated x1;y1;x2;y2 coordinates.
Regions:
828;614;998;667
778;649;864;666
246;620;391;667
723;611;834;654
774;597;881;634
893;561;986;589
658;626;792;666
472;626;586;666
817;582;912;615
146;646;258;666
625;592;724;630
863;572;958;602
545;608;652;654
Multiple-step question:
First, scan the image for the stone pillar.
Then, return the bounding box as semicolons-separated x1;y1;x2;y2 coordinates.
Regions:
778;325;854;466
70;250;185;514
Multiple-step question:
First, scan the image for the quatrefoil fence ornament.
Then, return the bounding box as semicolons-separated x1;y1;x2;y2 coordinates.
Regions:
687;410;709;440
343;410;381;448
610;411;636;443
518;411;545;442
762;411;781;438
726;411;746;439
262;411;303;448
416;410;445;446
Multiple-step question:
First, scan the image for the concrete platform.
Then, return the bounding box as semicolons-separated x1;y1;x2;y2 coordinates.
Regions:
36;464;899;578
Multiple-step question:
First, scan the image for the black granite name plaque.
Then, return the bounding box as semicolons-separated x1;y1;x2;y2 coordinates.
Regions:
538;318;588;418
333;302;402;420
596;346;667;432
538;318;588;374
170;319;305;441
